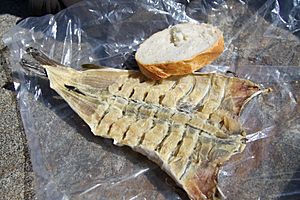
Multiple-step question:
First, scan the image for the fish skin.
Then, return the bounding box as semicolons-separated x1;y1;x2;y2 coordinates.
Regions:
23;49;265;200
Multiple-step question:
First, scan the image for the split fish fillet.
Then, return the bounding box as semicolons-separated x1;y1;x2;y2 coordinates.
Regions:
22;48;268;200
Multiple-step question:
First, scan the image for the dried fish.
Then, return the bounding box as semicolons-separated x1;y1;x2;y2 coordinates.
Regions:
22;48;269;200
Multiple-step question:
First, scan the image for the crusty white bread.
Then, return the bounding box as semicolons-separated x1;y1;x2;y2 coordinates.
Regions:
135;23;224;80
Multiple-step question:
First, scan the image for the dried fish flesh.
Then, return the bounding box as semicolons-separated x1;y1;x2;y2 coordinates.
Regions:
22;48;268;200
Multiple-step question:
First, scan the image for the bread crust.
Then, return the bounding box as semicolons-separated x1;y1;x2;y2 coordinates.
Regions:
136;32;224;80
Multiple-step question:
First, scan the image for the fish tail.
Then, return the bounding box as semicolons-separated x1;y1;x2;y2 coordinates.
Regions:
20;57;48;77
25;47;62;66
20;47;63;77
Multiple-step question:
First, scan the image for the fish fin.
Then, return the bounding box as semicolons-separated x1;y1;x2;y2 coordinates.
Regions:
238;87;272;116
182;164;219;200
21;47;136;90
81;63;109;70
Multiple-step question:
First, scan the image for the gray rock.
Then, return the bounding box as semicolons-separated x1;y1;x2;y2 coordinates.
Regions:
0;13;35;200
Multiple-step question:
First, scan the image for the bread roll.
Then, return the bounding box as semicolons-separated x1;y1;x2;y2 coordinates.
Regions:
135;23;224;80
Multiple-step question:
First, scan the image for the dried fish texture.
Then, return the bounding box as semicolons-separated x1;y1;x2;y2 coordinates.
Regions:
22;48;267;200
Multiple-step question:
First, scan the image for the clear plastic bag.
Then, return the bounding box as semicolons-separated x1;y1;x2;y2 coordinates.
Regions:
3;0;300;199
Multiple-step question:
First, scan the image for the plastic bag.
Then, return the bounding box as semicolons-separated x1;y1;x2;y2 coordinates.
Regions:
3;0;300;199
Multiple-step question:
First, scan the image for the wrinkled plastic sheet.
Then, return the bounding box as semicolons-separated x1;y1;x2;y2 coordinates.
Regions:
3;0;300;199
